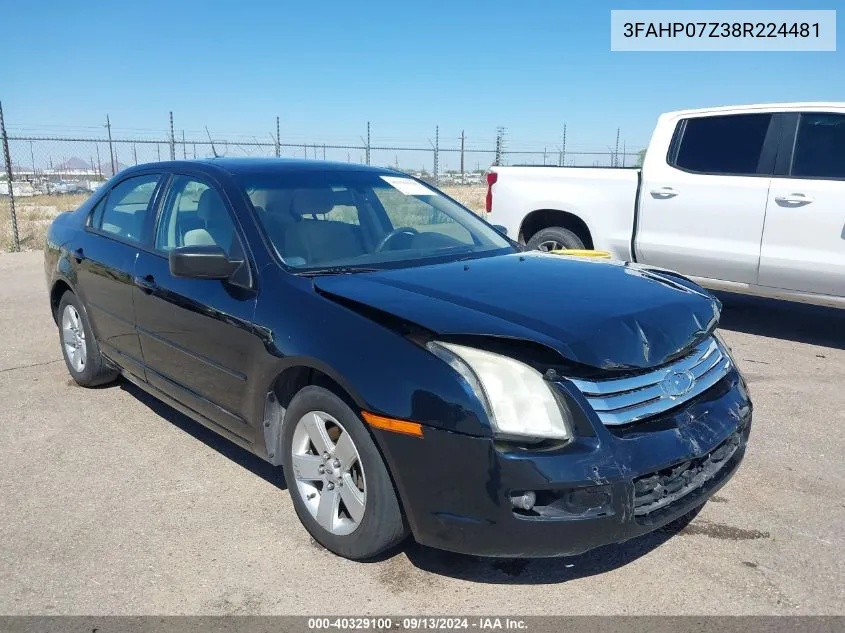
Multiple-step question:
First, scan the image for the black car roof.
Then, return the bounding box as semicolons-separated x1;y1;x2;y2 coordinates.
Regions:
119;158;402;178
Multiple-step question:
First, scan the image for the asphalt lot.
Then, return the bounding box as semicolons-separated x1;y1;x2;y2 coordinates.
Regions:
1;250;843;615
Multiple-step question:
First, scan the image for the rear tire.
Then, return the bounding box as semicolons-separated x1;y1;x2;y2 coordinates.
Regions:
57;291;118;387
281;386;408;560
527;226;586;252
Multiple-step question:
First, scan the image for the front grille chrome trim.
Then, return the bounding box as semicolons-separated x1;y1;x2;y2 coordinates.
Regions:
566;337;732;427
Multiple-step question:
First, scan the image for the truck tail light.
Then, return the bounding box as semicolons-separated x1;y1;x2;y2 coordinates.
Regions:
485;172;497;213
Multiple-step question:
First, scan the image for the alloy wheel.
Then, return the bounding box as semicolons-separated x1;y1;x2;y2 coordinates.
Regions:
537;240;565;252
61;304;87;372
290;411;367;536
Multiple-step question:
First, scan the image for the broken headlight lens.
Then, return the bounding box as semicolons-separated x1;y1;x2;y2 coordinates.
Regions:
426;341;571;441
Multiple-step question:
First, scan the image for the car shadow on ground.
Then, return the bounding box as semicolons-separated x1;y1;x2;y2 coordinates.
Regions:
119;380;288;491
400;508;701;583
715;292;845;349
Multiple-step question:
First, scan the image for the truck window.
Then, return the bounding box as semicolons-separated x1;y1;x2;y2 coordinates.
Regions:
791;113;845;180
672;113;772;176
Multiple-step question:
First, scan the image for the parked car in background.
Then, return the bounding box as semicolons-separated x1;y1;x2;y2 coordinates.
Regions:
45;159;751;560
0;181;36;197
488;103;845;309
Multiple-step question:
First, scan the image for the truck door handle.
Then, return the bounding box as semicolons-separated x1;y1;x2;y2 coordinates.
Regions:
774;193;814;206
134;274;158;294
650;187;678;199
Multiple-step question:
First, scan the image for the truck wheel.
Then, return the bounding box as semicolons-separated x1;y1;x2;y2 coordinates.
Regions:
281;386;408;560
527;227;585;252
57;291;118;387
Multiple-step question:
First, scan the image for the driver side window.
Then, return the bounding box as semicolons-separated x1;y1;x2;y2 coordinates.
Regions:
156;176;243;259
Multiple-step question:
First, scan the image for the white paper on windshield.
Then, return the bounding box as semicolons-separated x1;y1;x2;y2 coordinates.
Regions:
380;176;437;196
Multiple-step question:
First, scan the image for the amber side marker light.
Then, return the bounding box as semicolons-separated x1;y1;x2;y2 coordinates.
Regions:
361;411;424;438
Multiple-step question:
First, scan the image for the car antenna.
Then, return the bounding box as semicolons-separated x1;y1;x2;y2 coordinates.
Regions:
205;126;219;158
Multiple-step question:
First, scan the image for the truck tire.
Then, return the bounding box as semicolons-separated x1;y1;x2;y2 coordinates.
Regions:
527;226;586;252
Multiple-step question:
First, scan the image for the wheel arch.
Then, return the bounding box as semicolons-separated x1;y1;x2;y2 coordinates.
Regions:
518;209;594;249
49;278;75;325
258;359;369;466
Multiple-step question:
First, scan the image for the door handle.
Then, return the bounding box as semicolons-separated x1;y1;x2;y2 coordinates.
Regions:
774;193;814;206
72;247;84;263
134;274;158;293
650;187;678;199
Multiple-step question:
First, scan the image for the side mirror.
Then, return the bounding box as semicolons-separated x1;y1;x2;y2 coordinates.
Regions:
169;245;241;280
492;224;508;236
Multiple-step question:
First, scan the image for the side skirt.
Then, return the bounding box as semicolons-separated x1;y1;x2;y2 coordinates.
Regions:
118;369;268;462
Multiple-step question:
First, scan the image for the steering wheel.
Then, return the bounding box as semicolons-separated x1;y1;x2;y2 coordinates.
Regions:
374;226;418;252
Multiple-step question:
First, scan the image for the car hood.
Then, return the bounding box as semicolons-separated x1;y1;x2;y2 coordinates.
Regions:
313;252;721;370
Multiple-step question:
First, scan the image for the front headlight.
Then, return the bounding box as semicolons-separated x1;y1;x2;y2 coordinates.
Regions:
426;341;571;441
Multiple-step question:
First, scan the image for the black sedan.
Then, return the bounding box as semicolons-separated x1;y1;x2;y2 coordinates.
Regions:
44;159;752;560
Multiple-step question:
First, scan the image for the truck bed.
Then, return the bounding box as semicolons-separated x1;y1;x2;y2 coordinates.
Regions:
489;166;641;260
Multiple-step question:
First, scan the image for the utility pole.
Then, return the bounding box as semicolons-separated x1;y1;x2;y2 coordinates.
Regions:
614;127;620;167
433;125;440;186
169;111;176;160
0;101;20;251
275;116;281;158
460;130;465;184
560;124;567;167
105;114;116;176
494;126;505;166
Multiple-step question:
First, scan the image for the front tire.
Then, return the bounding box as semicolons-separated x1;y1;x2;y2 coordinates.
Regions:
281;386;408;560
527;226;586;252
57;292;118;387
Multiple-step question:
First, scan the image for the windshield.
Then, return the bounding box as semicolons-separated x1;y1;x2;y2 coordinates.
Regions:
236;170;513;271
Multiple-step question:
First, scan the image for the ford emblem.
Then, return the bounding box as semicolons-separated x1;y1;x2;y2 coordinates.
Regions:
660;370;695;398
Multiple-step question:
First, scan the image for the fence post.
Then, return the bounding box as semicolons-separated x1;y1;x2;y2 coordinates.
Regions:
169;111;176;160
105;114;116;176
460;130;465;184
275;116;280;158
0;101;20;252
365;122;371;165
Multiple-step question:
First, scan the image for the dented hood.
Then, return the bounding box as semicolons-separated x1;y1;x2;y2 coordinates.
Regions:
314;252;721;370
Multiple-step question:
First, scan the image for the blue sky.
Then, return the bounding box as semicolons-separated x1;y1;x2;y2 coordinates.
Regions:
1;0;842;158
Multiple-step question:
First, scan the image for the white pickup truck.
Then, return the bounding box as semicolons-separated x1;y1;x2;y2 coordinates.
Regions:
488;102;845;309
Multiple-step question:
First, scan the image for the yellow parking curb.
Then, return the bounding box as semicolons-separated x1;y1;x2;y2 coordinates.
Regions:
549;249;612;259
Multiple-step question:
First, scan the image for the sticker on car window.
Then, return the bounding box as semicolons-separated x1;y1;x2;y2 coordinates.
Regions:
380;176;436;196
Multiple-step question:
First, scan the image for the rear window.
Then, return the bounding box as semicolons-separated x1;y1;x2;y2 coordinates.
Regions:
92;174;160;243
791;113;845;180
671;113;773;176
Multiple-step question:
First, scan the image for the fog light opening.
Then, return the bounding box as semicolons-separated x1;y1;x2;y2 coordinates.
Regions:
510;490;536;511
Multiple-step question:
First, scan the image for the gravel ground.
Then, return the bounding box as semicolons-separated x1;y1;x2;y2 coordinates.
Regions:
0;250;843;615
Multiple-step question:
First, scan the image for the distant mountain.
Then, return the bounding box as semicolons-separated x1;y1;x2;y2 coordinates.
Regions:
55;157;91;170
99;161;130;176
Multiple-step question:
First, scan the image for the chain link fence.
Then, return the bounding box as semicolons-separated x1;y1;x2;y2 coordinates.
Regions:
0;111;643;251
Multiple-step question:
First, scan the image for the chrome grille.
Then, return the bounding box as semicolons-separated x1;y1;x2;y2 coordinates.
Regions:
567;337;732;427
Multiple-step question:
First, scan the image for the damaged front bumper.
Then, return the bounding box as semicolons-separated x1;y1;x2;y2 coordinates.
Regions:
371;367;752;558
